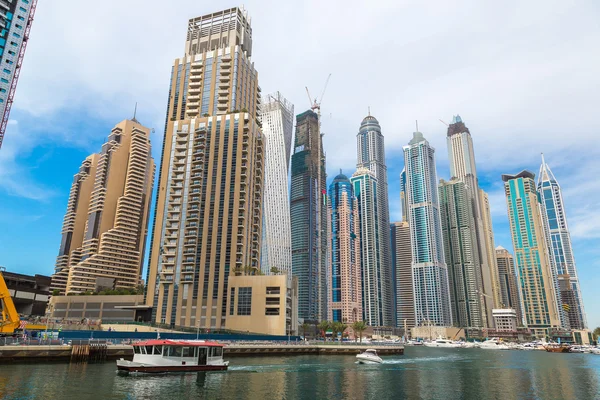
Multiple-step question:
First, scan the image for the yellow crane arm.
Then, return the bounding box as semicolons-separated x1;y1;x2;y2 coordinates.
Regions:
0;270;20;334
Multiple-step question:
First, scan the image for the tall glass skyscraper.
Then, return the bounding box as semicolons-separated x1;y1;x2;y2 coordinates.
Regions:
403;131;452;327
502;170;560;337
351;168;387;326
439;179;485;328
356;114;393;326
537;155;586;329
0;0;36;148
290;109;327;323
259;92;294;277
327;173;362;323
445;115;496;327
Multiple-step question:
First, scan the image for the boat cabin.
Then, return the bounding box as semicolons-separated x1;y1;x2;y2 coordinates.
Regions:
131;340;224;366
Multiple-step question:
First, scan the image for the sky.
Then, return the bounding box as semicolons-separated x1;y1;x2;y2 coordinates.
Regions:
0;0;598;328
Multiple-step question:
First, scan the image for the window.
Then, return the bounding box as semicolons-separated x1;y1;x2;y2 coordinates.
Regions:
182;347;193;357
266;297;280;305
265;308;280;316
153;346;162;355
133;346;141;354
229;287;235;315
237;287;252;315
266;286;280;295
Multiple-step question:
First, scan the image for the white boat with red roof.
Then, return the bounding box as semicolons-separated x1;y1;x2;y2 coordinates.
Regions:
116;339;229;374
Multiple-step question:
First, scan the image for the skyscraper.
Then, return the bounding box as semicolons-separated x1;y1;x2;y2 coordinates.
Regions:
146;7;264;329
351;168;389;326
445;115;496;327
403;131;452;327
290;109;327;322
390;221;414;330
327;173;362;323
0;0;36;148
438;179;485;328
502;170;560;337
537;155;586;329
51;119;155;294
495;246;523;325
356;114;393;326
260;92;294;276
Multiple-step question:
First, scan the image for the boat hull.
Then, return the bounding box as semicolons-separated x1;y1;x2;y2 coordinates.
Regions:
117;364;228;374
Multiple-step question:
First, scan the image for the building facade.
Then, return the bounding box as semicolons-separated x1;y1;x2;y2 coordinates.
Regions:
495;246;523;324
445;116;496;327
226;275;298;336
327;173;362;323
3;271;50;316
352;169;389;326
290;109;327;322
145;7;264;330
356;115;393;326
537;155;586;329
259;92;294;276
390;221;414;330
0;0;36;148
438;179;485;328
492;308;518;332
403;131;452;327
502;171;560;337
51;119;155;295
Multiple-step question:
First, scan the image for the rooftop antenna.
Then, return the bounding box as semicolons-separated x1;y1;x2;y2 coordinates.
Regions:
340;168;342;174
541;152;546;165
132;102;139;123
415;120;419;132
368;106;371;116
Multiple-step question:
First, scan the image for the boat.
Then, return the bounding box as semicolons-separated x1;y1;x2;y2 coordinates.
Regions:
479;338;510;350
356;349;383;364
422;336;464;348
117;339;229;374
544;343;570;353
590;347;600;355
569;345;585;353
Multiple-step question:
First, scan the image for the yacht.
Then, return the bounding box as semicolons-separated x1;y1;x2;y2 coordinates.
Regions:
117;339;229;374
590;347;600;355
480;338;510;350
569;345;585;353
423;337;463;348
356;349;384;364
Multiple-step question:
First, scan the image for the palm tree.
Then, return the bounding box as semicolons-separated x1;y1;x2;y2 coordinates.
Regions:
352;321;367;343
331;321;348;341
301;322;310;340
593;327;600;342
318;321;330;341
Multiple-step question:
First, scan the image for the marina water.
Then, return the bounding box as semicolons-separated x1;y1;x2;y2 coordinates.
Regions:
1;347;599;399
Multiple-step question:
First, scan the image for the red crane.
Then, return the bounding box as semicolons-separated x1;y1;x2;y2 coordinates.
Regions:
0;0;38;149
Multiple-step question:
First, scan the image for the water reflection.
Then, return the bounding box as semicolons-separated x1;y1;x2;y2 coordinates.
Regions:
0;349;599;399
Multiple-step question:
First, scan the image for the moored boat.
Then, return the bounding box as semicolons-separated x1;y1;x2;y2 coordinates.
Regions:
423;337;464;348
117;339;229;374
480;338;510;350
544;343;570;353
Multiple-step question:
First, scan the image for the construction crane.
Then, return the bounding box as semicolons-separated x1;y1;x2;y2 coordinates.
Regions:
0;267;20;334
305;73;332;117
0;0;38;149
0;267;46;335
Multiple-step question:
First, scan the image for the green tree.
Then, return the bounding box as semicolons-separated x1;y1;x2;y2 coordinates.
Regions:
335;322;348;342
270;266;280;275
351;321;368;343
301;322;310;339
593;327;600;341
52;289;61;296
318;321;330;341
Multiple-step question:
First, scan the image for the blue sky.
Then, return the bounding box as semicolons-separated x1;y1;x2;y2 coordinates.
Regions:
0;0;598;328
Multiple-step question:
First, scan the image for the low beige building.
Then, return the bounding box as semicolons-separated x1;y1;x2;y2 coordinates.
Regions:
226;275;297;336
48;294;145;323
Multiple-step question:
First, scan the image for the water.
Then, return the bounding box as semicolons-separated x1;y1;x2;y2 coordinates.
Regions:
1;347;599;399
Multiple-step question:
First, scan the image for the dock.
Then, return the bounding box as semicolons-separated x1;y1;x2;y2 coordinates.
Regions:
0;343;403;363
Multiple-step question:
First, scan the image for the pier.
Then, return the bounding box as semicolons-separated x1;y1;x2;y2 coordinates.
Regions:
0;343;403;363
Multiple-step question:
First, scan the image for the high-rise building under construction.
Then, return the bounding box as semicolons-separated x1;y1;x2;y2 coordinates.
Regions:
51;119;155;295
145;7;264;329
290;109;327;323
